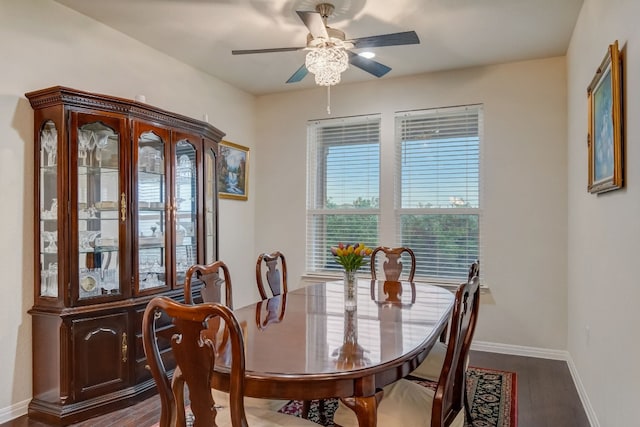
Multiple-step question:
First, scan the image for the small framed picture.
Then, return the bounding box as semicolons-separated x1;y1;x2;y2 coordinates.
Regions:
587;40;623;194
218;140;249;201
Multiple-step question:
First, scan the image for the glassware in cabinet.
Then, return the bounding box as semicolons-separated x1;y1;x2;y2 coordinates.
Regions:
39;120;59;298
76;120;122;300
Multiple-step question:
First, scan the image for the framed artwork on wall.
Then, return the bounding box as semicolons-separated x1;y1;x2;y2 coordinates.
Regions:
218;140;249;201
587;40;623;194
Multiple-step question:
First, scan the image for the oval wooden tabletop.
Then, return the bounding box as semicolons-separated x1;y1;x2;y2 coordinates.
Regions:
213;279;454;400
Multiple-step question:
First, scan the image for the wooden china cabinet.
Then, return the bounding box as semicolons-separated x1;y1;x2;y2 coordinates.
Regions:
26;86;223;425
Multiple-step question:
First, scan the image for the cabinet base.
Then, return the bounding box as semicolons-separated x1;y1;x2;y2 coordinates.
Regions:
28;380;157;426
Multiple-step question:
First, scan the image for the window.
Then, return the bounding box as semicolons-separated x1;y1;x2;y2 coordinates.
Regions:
306;106;482;282
306;115;381;273
396;105;482;282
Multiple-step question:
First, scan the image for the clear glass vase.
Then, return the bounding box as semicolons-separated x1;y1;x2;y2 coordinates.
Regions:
343;270;357;310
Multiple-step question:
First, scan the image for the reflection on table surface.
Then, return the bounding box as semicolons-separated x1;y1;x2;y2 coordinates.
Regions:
217;279;454;377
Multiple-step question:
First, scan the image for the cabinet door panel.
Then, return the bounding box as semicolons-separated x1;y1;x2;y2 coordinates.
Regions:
133;306;176;383
39;119;60;300
204;141;218;264
134;123;171;294
71;312;129;401
173;135;200;285
70;112;128;303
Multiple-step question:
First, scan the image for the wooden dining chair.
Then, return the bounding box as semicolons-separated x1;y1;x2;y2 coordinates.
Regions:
184;260;291;415
255;251;324;420
332;272;481;427
255;251;288;300
142;296;318;427
411;260;480;381
184;260;233;308
370;246;416;282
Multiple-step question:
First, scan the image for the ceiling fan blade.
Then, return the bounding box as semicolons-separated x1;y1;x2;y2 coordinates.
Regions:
351;31;420;49
232;47;305;55
296;10;329;40
348;51;391;78
286;64;309;83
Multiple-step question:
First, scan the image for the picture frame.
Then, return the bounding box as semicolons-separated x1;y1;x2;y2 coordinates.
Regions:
587;40;623;194
218;140;249;201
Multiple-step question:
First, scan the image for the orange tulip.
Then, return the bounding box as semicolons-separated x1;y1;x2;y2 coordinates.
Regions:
330;242;373;272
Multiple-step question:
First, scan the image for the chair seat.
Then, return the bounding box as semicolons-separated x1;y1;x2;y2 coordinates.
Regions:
333;379;464;427
410;342;471;382
212;404;319;426
333;263;480;427
411;341;447;381
213;389;289;412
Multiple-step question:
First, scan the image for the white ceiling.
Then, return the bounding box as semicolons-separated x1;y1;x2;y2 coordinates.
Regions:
54;0;583;96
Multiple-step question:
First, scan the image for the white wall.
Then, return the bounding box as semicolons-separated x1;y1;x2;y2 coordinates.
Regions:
255;57;568;350
0;0;258;419
567;0;640;425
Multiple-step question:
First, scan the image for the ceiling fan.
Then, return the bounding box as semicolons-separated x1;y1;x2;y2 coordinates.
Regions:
231;2;420;85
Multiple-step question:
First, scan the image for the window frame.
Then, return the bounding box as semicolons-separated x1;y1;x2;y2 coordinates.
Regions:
395;105;483;283
306;115;381;274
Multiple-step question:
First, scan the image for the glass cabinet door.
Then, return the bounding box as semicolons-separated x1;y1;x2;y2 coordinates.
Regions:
204;145;217;264
174;139;198;284
136;129;169;292
39;120;59;298
75;116;123;300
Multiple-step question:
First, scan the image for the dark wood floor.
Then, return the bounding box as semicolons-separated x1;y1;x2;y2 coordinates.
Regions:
2;351;590;427
469;351;590;427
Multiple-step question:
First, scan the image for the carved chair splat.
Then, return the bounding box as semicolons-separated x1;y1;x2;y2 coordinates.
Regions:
370;246;416;282
256;251;288;300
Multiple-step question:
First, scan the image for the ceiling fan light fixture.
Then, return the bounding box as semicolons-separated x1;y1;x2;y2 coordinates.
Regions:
358;51;376;59
305;46;349;86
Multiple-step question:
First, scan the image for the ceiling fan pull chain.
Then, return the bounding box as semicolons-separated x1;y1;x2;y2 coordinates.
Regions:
327;85;331;115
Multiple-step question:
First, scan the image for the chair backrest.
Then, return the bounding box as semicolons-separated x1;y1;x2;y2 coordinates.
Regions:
142;296;248;427
184;260;233;308
370;246;416;282
431;263;480;427
255;251;288;300
467;259;480;281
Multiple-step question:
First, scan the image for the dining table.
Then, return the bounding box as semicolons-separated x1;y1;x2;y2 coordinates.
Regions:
211;278;455;427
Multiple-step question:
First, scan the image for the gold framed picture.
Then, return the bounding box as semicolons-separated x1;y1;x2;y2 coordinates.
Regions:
218;140;249;201
218;141;249;200
587;40;623;194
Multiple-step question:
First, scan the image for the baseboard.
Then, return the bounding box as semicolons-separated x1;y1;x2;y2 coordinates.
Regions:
471;340;600;427
565;353;601;427
471;340;568;360
0;398;29;424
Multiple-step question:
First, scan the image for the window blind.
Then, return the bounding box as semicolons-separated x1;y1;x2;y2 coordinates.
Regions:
395;105;482;281
306;115;381;273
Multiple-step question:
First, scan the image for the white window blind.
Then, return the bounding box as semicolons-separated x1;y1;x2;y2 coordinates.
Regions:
395;105;482;281
306;115;381;273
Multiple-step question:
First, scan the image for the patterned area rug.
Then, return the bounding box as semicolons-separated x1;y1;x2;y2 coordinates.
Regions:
277;367;517;427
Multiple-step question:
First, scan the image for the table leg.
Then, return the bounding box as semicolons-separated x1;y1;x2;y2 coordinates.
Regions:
354;395;378;427
340;389;384;427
